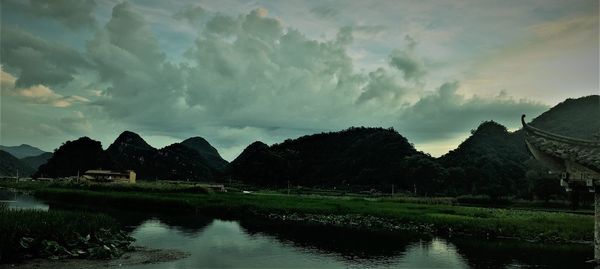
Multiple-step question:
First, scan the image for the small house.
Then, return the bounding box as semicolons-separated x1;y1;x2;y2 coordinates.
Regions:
82;170;136;184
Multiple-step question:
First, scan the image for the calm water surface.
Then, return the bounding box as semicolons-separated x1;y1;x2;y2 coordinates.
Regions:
0;189;593;269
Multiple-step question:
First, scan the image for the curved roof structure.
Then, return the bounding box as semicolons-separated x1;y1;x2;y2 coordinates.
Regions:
521;115;600;173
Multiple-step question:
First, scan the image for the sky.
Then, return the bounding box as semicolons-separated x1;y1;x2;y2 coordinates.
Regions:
0;0;598;161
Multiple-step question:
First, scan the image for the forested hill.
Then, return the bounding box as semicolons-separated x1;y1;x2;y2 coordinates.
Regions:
30;95;597;199
439;121;530;198
181;137;229;171
439;95;598;199
35;132;226;181
231;127;426;187
527;95;599;139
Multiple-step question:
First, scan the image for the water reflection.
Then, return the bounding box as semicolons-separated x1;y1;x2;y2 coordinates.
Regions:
126;219;470;269
2;190;594;269
0;188;48;211
452;237;591;269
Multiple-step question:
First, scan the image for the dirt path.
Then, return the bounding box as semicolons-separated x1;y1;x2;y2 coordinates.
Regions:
0;247;189;269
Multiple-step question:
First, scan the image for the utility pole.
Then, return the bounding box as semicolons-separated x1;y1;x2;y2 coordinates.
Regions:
287;180;290;195
391;184;394;197
16;169;19;182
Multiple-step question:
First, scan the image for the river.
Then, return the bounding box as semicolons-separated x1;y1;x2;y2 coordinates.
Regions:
0;189;593;268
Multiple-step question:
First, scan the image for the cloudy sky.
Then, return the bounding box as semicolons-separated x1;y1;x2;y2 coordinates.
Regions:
0;0;598;160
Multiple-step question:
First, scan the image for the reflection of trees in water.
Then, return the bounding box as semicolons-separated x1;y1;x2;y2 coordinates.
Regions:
46;202;593;268
48;203;212;235
451;237;591;269
238;218;427;260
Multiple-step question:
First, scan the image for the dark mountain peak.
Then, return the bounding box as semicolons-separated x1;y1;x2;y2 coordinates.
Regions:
68;136;102;147
181;137;218;155
0;144;47;159
151;143;218;181
181;136;229;171
231;141;271;165
471;121;508;136
109;131;154;151
247;141;269;150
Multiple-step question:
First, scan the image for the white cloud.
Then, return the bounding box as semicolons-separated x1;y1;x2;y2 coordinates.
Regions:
1;69;89;107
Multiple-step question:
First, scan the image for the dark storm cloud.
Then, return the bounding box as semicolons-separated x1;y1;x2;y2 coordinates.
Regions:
356;68;406;104
389;49;425;82
0;27;89;88
4;0;97;29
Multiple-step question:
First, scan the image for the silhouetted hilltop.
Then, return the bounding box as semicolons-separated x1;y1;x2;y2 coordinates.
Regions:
0;150;35;177
36;131;224;181
440;121;530;198
231;127;424;187
20;152;53;170
0;144;47;159
439;95;598;198
106;131;157;178
35;137;113;178
181;137;229;171
528;95;599;139
29;95;596;193
148;143;218;181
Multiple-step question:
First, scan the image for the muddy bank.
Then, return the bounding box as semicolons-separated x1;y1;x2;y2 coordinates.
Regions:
0;247;189;269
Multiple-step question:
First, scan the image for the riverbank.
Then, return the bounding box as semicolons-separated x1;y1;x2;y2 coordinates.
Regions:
2;181;588;244
0;247;189;269
0;204;134;262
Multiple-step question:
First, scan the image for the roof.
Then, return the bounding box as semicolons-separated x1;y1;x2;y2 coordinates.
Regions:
84;170;131;176
521;115;600;173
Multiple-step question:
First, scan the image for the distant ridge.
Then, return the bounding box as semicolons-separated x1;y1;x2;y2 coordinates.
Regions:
0;150;35;177
0;144;47;159
20;152;53;170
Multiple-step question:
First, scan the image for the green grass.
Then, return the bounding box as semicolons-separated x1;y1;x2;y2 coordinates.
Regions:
0;180;212;194
0;205;132;262
29;186;593;243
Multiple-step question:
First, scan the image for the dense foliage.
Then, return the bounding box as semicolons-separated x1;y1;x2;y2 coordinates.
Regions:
232;127;424;187
439;121;531;198
35;137;112;178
